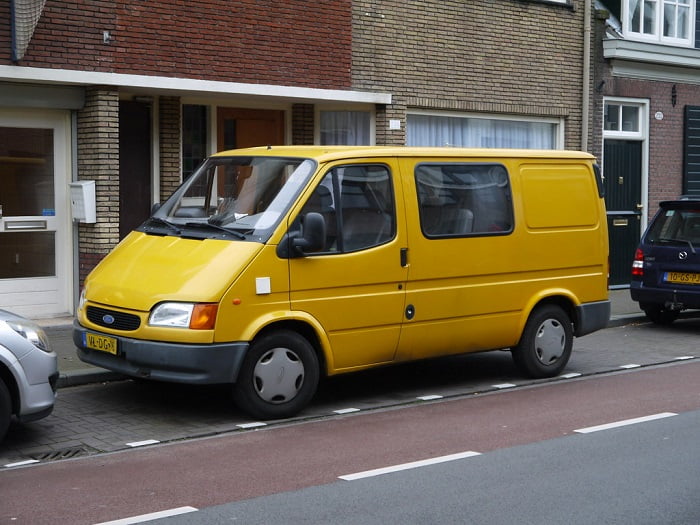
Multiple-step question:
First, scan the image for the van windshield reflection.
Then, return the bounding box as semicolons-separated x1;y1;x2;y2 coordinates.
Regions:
143;156;316;241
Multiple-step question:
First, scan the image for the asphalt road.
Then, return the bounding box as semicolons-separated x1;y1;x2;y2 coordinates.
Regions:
1;361;698;524
0;316;699;467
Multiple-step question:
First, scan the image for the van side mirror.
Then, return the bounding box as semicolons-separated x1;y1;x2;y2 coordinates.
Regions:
293;212;326;254
277;212;326;258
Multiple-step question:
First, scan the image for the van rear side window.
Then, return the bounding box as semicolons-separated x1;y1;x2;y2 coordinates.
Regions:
415;163;513;237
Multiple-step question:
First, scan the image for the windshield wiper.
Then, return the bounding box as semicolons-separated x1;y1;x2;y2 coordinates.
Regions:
658;237;696;254
184;221;246;239
148;217;182;234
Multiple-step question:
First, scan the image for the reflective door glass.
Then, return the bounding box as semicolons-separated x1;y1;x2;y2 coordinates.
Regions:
0;127;56;278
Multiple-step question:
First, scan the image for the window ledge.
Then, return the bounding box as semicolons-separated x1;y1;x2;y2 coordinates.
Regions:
603;38;700;69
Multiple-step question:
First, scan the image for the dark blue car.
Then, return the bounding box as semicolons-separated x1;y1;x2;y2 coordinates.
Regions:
631;197;700;324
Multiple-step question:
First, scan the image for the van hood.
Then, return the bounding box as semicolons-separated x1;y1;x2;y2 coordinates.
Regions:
85;232;263;311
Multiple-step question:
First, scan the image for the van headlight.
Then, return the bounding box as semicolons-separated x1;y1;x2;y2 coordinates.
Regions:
149;302;218;330
6;319;52;353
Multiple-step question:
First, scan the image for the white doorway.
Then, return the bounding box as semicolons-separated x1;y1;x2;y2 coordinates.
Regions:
0;109;72;318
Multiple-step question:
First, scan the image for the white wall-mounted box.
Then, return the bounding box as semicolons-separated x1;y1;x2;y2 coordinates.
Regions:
69;180;97;223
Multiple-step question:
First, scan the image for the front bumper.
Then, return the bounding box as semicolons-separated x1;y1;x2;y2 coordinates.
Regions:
73;321;249;385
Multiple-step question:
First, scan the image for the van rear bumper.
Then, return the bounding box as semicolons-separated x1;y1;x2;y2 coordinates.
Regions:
574;300;611;337
73;321;248;385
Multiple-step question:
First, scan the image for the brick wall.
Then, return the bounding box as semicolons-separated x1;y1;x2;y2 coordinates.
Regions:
292;104;315;145
1;0;352;90
353;0;585;149
159;96;181;203
76;87;120;285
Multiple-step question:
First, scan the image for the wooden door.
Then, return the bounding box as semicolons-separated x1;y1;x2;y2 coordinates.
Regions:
217;108;284;151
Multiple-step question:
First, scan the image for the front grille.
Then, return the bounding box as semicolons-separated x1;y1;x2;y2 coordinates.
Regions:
87;306;141;331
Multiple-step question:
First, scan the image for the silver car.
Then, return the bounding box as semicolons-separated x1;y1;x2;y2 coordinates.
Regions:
0;309;58;442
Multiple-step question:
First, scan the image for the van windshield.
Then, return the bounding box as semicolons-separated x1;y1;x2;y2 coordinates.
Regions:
143;156;316;242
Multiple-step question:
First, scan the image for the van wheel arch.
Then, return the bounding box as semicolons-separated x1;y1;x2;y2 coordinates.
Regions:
512;302;574;378
233;324;323;420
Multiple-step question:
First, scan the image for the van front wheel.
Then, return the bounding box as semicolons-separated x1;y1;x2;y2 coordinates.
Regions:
511;305;573;378
233;330;319;420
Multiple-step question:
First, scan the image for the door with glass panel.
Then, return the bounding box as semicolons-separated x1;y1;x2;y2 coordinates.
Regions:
0;111;70;317
603;100;646;287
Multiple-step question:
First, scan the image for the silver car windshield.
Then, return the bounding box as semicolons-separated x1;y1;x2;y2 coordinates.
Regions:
149;156;316;242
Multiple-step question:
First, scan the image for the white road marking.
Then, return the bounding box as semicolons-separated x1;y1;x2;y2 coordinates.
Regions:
126;439;160;447
574;412;677;434
334;408;361;414
339;451;481;481
620;364;641;369
3;459;39;468
675;356;694;360
561;372;582;379
236;422;267;429
417;395;443;401
493;383;516;389
94;506;198;524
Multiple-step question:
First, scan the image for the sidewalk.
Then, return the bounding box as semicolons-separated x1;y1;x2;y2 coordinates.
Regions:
36;289;646;389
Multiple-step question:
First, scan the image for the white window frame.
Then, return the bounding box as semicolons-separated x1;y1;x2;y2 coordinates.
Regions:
603;100;645;139
602;97;650;224
622;0;695;46
406;110;565;150
315;107;375;145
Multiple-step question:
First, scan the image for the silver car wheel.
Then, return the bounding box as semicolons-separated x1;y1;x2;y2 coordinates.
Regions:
534;318;565;365
253;347;305;404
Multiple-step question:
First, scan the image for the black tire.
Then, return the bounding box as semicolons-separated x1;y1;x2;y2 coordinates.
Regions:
0;378;11;443
641;303;679;325
511;305;573;378
233;330;319;420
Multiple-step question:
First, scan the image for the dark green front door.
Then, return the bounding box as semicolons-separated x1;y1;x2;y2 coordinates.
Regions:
603;139;643;287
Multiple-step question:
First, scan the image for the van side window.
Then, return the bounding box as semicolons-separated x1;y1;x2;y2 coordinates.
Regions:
299;164;395;253
415;163;513;237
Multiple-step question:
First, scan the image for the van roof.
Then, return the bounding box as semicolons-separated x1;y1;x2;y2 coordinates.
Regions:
211;145;596;162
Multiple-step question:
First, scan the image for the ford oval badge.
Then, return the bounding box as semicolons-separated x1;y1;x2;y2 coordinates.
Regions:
102;314;115;325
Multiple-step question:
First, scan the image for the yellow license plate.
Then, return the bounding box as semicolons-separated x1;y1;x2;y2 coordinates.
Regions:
664;271;700;285
85;333;118;355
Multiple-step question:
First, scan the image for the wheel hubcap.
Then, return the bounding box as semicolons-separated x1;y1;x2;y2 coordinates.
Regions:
534;319;565;365
253;347;305;404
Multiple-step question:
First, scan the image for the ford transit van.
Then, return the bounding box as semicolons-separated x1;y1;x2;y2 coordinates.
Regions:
74;146;610;419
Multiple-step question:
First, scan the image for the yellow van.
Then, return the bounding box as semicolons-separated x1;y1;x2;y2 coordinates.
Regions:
74;146;610;419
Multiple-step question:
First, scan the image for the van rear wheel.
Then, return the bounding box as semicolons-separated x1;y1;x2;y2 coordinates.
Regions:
233;330;319;420
511;305;573;378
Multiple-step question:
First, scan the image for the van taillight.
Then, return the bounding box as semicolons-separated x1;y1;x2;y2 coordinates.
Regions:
631;248;644;277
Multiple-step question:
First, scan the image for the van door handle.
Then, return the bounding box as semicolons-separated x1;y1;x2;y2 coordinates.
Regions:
400;247;408;267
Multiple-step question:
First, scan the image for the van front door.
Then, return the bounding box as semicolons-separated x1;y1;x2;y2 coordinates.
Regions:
0;110;71;317
288;162;408;371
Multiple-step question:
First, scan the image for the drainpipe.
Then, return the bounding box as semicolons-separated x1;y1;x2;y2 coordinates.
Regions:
581;0;592;152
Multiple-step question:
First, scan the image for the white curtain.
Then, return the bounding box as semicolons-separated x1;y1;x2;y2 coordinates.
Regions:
320;111;371;145
406;114;556;149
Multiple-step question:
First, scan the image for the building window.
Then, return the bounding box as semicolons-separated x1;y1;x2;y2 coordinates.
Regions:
604;102;642;135
406;113;559;149
624;0;694;45
320;111;371;145
182;105;208;179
